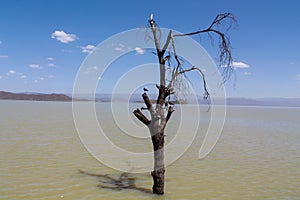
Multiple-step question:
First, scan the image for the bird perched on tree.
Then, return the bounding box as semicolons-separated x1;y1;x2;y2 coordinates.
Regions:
169;101;174;105
143;88;148;92
150;13;153;21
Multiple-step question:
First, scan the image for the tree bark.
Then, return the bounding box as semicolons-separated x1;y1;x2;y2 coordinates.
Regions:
149;123;165;194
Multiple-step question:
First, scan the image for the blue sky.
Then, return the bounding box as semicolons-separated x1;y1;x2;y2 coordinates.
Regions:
0;0;299;98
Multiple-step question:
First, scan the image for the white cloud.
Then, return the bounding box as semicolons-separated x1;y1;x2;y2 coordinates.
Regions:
48;63;55;67
39;77;44;81
81;44;95;53
34;80;38;83
29;64;41;69
20;75;26;79
135;47;145;55
7;70;16;75
48;75;55;78
244;72;252;76
232;61;250;69
298;74;300;80
114;43;125;52
47;57;54;61
51;30;78;43
0;55;8;58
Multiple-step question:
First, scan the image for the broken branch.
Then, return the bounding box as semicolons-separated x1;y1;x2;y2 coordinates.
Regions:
133;109;151;126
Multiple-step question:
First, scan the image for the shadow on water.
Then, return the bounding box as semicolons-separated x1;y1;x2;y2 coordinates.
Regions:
78;170;152;194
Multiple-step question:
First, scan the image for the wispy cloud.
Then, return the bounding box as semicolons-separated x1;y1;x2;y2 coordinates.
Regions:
7;70;16;75
29;64;41;69
0;55;8;59
81;44;95;54
51;30;78;43
298;74;300;80
135;47;145;55
5;70;26;78
0;41;2;44
244;72;252;76
47;57;54;61
114;43;125;52
48;63;55;67
232;61;250;69
33;78;45;83
48;75;55;78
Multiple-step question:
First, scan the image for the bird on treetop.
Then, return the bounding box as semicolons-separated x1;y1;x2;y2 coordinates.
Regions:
150;13;153;20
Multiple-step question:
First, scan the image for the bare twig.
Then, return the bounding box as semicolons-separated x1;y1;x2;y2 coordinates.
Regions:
173;13;236;81
178;66;209;99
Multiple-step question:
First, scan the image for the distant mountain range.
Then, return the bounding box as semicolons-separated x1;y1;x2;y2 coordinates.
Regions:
94;94;300;107
1;91;300;107
0;91;71;101
225;97;300;107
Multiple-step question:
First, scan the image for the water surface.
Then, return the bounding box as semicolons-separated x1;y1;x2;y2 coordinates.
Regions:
0;100;299;199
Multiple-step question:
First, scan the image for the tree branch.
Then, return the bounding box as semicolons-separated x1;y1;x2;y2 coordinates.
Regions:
142;92;155;115
159;106;174;132
178;67;210;99
173;13;236;81
156;84;166;107
133;109;151;126
149;18;166;86
161;30;172;56
166;106;175;123
166;36;181;90
148;18;161;54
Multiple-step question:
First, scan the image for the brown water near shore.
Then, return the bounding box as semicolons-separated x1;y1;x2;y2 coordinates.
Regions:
0;100;299;199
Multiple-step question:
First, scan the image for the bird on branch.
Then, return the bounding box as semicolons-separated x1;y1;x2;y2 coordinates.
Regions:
168;101;174;105
150;13;153;21
143;88;148;92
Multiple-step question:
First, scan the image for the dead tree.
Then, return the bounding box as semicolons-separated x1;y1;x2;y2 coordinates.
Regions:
133;13;235;195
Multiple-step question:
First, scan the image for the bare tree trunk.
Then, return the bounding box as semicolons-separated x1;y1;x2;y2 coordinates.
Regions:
134;88;169;194
150;121;165;194
133;13;235;195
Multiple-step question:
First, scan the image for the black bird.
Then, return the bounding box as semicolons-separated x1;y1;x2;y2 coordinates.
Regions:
169;101;174;105
143;88;148;92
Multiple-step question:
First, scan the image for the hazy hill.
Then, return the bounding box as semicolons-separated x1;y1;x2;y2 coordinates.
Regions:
0;91;72;101
1;91;300;107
